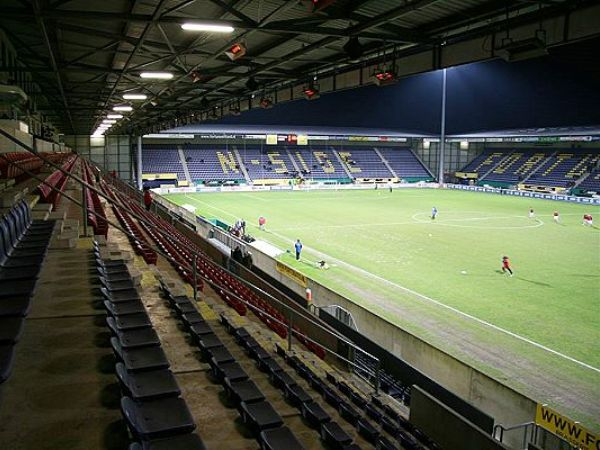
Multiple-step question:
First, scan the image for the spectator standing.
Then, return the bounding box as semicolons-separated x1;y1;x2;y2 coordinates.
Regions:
294;239;303;261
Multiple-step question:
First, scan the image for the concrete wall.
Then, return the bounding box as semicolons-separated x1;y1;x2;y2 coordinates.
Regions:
63;135;132;181
410;386;512;450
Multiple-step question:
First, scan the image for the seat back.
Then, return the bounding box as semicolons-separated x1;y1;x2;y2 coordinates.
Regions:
4;212;24;243
0;220;9;266
0;219;16;253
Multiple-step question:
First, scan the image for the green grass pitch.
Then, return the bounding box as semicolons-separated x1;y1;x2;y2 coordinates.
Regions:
164;188;600;420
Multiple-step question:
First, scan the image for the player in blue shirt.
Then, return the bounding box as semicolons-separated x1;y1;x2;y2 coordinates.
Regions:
294;239;303;260
431;207;438;220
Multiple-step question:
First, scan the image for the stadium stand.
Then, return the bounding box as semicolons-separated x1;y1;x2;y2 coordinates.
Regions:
237;145;296;181
337;146;393;179
576;169;600;193
479;150;552;184
290;145;348;181
525;151;600;187
141;145;187;181
378;147;433;181
183;144;245;183
458;150;507;177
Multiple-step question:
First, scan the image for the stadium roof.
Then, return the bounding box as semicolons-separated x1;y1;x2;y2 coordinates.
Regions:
2;0;599;135
158;124;431;138
449;126;600;138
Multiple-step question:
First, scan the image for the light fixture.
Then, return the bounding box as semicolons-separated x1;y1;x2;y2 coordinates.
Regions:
113;105;133;112
102;119;117;124
303;83;320;100
373;68;396;86
259;96;273;109
140;72;174;79
123;93;147;100
225;43;246;61
181;22;234;33
107;114;123;119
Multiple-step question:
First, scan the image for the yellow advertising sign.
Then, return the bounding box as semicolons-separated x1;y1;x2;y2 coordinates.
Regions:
276;261;307;287
535;404;598;450
266;134;278;145
297;135;308;146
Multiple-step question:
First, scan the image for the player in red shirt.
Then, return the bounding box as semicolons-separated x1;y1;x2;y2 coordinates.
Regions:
501;256;513;277
583;214;593;226
258;216;266;231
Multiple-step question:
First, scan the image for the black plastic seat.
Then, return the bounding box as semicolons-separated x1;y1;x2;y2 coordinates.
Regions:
320;421;353;449
284;383;312;407
189;322;213;342
210;360;248;382
377;436;400;450
241;335;260;351
197;334;223;358
0;344;15;383
111;338;169;372
0;265;40;281
116;363;181;400
301;401;331;428
97;267;131;282
381;416;400;437
357;418;380;444
101;287;141;303
233;327;250;344
338;401;360;426
0;317;25;344
116;328;160;349
181;311;205;328
107;314;152;332
207;346;235;365
100;276;136;291
270;370;297;389
0;297;32;317
0;279;37;298
104;300;146;316
258;357;282;374
129;433;207;450
121;396;196;440
96;258;128;268
309;375;325;394
260;426;305;450
365;403;382;422
350;391;367;409
240;400;283;435
224;378;265;406
175;302;196;316
248;345;271;362
323;387;342;409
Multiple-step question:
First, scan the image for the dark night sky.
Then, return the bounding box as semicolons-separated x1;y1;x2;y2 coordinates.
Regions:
213;40;600;134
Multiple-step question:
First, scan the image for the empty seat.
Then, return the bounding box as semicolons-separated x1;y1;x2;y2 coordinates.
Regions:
207;346;235;365
197;334;224;358
258;357;282;374
0;297;32;317
209;360;248;383
259;426;305;450
101;287;140;303
320;421;353;449
224;378;265;406
129;433;207;450
0;344;16;383
116;328;160;349
99;276;136;291
0;279;37;298
121;396;196;440
111;338;169;372
240;400;284;434
365;403;382;422
270;370;297;389
104;300;146;316
284;383;312;407
357;418;379;444
323;386;342;409
381;416;399;437
116;363;181;400
377;436;400;450
0;317;25;344
189;322;213;341
107;314;152;332
338;401;360;426
301;401;331;428
181;311;205;328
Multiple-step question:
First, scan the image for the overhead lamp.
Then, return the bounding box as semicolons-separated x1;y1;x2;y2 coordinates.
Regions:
303;83;320;100
113;105;133;112
181;22;234;33
123;93;147;100
373;68;396;86
189;71;203;83
107;114;123;119
140;72;174;80
103;119;117;124
225;43;246;61
259;97;273;109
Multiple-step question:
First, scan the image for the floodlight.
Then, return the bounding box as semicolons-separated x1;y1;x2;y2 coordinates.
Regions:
181;22;234;33
140;72;174;79
113;105;133;112
123;93;147;100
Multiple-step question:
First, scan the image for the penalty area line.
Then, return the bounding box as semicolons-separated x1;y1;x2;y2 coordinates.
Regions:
182;194;600;374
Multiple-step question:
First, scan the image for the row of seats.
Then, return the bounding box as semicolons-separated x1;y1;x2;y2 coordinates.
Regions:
577;169;600;192
36;155;78;207
105;187;158;265
81;161;108;236
0;200;55;383
103;179;327;359
93;242;206;449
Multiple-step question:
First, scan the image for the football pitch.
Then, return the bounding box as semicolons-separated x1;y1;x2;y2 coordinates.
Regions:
164;188;600;424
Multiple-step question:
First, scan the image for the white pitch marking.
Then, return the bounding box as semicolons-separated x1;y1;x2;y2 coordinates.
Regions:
182;194;600;374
